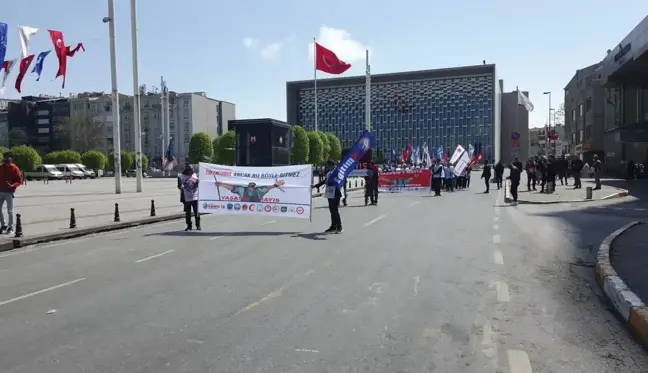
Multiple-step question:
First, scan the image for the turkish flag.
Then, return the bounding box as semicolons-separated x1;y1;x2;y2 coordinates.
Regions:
48;29;85;88
315;42;351;75
15;54;35;93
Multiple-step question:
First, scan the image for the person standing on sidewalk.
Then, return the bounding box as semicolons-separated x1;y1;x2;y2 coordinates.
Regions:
481;161;492;193
507;162;521;205
592;154;602;189
570;156;584;189
494;160;504;190
0;152;23;235
525;159;537;191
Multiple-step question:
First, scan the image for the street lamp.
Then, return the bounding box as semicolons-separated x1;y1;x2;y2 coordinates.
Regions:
103;0;122;194
543;92;551;155
130;0;143;192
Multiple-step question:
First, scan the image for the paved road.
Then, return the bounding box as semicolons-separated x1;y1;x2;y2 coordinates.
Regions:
0;183;646;372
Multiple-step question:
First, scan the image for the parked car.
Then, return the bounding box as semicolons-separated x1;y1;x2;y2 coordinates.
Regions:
55;164;85;179
73;164;96;179
24;164;64;180
124;169;148;178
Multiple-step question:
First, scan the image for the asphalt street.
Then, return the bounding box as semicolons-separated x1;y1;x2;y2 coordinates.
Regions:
0;182;646;372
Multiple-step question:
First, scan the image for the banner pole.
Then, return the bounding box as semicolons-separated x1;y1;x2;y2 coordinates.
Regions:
313;38;318;132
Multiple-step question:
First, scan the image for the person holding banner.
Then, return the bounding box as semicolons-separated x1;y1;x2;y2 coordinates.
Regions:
179;164;201;231
431;159;444;196
313;161;343;234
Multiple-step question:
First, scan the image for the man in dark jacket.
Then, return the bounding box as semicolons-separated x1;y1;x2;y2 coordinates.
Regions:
313;162;343;234
481;161;492;193
494;161;504;190
570;156;584;189
507;163;521;205
367;162;379;205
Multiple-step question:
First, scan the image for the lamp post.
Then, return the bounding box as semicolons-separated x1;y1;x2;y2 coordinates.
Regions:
130;0;143;192
543;91;551;155
103;0;122;194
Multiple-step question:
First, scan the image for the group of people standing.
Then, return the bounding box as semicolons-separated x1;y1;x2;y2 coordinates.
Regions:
430;159;471;196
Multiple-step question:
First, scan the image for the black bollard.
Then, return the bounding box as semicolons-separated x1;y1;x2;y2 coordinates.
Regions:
114;203;120;222
14;214;23;238
150;199;156;217
69;208;77;229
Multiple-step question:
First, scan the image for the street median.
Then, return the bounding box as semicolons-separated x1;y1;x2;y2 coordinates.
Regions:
595;221;648;350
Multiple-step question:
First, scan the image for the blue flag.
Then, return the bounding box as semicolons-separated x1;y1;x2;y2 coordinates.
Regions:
436;146;443;160
31;50;51;81
0;23;7;67
329;130;376;189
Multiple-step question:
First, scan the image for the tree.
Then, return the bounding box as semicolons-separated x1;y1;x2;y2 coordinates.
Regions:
141;153;149;169
307;131;324;165
325;132;342;162
290;125;309;164
106;152;115;171
56;115;105;153
211;136;221;163
81;150;108;171
554;102;565;126
121;152;134;170
316;131;330;161
8;128;28;147
0;147;9;159
217;130;236;165
10;145;41;171
44;150;82;164
188;132;213;164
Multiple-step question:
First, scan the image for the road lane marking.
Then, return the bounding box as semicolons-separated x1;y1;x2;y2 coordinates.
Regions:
495;281;510;302
235;285;286;315
507;350;533;373
0;278;86;307
364;214;387;227
135;249;175;263
493;251;504;265
209;235;224;241
493;216;499;223
261;220;276;226
413;276;420;297
493;234;501;244
295;348;319;353
494;208;501;216
493;224;499;230
408;201;420;207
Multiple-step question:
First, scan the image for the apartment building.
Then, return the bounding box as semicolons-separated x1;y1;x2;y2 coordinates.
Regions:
7;96;70;154
70;90;236;166
528;125;568;158
0;99;20;148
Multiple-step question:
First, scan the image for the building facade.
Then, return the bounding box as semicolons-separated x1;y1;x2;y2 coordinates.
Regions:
564;63;606;162
528;125;567;158
69;90;235;166
7;96;70;154
596;15;648;174
287;65;502;161
0;99;20;148
499;83;530;161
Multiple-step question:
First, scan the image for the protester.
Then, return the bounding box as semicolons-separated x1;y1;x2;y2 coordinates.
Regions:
444;162;454;192
525;159;537;191
431;159;443;196
494;160;504;190
570;156;584;189
313;161;343;233
179;164;200;231
507;161;521;205
367;161;379;205
0;152;23;234
465;166;472;188
481;161;492;193
592;155;602;189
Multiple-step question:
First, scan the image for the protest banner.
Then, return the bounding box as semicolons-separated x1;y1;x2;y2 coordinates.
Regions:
197;163;313;219
330;130;376;189
378;169;432;192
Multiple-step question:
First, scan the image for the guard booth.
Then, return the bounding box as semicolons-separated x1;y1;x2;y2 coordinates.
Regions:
229;118;291;166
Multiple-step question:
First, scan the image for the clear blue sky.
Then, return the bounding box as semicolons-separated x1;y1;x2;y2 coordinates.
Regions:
2;0;646;129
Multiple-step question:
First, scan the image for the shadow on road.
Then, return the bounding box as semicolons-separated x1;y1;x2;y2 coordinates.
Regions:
149;231;300;238
291;232;329;241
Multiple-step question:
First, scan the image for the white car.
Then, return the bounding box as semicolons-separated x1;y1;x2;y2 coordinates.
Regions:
55;164;85;179
74;164;96;179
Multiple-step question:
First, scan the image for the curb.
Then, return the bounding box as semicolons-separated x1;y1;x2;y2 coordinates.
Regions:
2;186;366;251
510;186;629;205
595;221;648;350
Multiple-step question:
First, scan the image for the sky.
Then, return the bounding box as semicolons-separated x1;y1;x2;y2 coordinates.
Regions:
1;0;646;129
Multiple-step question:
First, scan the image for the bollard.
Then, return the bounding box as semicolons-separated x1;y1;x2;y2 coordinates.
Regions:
114;203;120;222
586;186;593;200
69;208;77;229
150;199;156;217
14;214;23;238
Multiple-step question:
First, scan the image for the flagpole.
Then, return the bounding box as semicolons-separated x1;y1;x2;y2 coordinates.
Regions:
365;49;371;132
313;38;318;132
105;0;122;194
130;0;143;192
515;86;519;162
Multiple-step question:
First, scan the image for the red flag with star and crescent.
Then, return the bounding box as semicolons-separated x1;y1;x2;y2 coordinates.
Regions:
48;29;85;88
15;54;35;93
315;42;351;75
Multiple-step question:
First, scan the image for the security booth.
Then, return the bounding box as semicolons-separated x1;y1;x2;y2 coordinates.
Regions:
229;118;291;166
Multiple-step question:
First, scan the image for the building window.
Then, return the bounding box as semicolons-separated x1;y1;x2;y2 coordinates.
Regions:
572;109;575;121
586;98;592;112
579;129;583;142
578;104;583;117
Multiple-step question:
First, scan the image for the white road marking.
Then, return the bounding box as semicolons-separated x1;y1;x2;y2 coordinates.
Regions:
495;281;510;302
295;348;319;353
364;214;387;227
507;350;533;373
408;201;421;207
261;220;276;226
493;234;501;244
0;278;86;307
493;224;499;230
235;285;285;315
209;235;224;241
413;276;420;297
494;208;501;216
493;251;504;265
493;216;499;223
135;249;175;263
634;208;646;211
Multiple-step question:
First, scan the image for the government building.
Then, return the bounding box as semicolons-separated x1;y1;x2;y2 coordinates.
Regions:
286;64;529;162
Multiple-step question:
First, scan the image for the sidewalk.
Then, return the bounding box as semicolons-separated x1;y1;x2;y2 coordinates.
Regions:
508;177;627;204
0;176;366;248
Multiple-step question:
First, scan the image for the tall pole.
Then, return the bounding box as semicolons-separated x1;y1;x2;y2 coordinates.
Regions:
543;91;551;156
130;0;143;192
162;77;171;175
313;38;318;132
106;0;122;194
365;49;371;132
